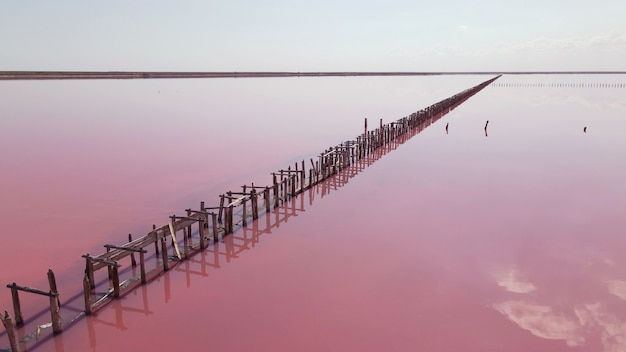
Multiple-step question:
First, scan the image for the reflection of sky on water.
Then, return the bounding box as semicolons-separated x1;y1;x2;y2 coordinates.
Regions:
1;75;625;351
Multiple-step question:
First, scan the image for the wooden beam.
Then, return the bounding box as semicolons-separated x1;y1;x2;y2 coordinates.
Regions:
7;283;58;297
81;255;120;268
103;244;148;253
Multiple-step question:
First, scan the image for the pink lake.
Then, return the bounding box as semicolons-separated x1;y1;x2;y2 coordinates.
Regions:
1;75;626;351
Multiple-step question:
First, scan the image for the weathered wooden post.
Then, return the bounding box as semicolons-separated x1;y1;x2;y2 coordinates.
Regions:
1;311;20;352
50;291;62;334
9;283;23;326
161;237;169;271
111;265;120;298
105;246;113;280
198;216;206;250
181;218;189;259
300;160;305;190
186;210;193;239
242;196;247;227
139;250;146;284
85;254;95;289
226;204;234;234
200;201;207;226
251;189;259;220
211;212;218;242
272;175;279;208
218;195;225;223
47;269;60;306
128;234;137;267
83;274;92;315
153;224;159;255
264;187;271;213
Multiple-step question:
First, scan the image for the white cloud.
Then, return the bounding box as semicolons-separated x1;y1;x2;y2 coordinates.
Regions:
383;31;626;71
494;31;626;53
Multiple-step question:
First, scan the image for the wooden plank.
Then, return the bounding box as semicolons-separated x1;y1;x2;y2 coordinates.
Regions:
168;221;182;260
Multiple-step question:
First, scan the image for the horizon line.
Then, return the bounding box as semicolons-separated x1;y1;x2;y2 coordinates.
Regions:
1;70;625;80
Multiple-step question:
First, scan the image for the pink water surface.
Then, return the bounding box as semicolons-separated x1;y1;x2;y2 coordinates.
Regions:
1;75;626;351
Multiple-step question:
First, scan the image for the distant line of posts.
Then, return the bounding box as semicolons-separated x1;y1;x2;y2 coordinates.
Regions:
492;82;625;88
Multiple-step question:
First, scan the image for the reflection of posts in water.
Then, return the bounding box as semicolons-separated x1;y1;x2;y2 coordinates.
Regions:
53;329;65;352
163;267;170;303
87;314;96;351
86;286;154;345
184;260;191;288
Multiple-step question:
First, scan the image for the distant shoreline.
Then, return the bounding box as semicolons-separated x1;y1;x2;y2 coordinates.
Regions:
1;71;625;80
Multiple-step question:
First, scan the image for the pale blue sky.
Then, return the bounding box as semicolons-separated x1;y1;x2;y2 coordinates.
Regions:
1;0;625;71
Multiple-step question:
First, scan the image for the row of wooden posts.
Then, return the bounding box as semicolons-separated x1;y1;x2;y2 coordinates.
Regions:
2;75;499;351
492;82;625;88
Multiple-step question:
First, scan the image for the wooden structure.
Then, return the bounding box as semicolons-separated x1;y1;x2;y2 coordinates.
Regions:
2;76;499;350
